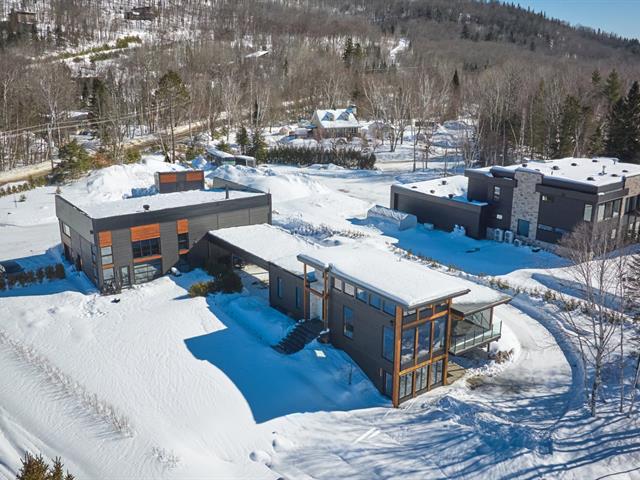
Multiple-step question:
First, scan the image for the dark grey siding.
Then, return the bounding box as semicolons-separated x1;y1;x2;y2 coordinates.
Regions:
465;172;515;231
327;284;395;393
102;228;134;286
269;265;306;320
391;185;487;239
55;196;94;240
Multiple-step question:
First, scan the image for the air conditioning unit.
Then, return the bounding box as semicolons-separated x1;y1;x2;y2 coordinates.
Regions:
513;239;522;247
494;228;504;242
504;230;514;244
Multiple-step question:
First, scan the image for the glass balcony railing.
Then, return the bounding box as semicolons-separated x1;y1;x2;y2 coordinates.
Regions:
450;319;502;355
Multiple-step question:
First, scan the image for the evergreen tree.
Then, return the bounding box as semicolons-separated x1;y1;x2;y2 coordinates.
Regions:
556;95;582;158
587;124;605;156
237;126;250;154
248;129;267;163
461;24;471;39
591;69;602;88
529;81;548;159
603;70;623;107
342;37;354;65
606;97;627;158
156;70;190;162
624;81;640;162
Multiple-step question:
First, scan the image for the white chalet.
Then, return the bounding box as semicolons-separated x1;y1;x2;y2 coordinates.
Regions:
310;106;361;139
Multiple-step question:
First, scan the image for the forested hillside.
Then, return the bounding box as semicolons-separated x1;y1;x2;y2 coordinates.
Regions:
1;0;640;172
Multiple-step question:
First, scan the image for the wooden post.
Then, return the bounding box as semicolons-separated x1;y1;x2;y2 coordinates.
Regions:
392;305;403;408
443;299;452;386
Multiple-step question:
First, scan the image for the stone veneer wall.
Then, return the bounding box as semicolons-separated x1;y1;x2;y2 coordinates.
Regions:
510;170;543;241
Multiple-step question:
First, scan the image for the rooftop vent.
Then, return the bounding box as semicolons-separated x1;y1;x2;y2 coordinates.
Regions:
623;169;629;173
143;204;150;211
611;173;619;177
587;176;595;181
430;189;436;194
571;162;578;166
592;158;599;163
448;193;454;199
441;180;448;185
411;186;418;189
601;166;607;175
552;165;560;170
522;163;528;167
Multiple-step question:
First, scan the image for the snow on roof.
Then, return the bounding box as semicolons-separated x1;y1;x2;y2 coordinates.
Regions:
206;146;236;159
395;175;487;206
61;188;261;219
313;108;360;129
298;244;470;309
476;157;640;187
210;224;321;276
451;283;511;315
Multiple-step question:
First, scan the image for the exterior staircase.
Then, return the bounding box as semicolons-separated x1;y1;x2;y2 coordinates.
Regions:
273;319;324;354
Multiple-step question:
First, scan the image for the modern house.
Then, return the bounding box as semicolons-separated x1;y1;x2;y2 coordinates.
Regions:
209;224;510;406
391;158;640;245
310;106;361;139
55;173;271;292
124;6;155;21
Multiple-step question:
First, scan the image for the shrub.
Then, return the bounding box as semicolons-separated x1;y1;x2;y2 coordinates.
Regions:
185;145;204;162
36;268;45;283
55;264;66;279
45;265;56;280
265;145;376;169
124;148;141;164
16;452;75;480
0;276;5;290
215;270;243;293
188;281;210;298
18;194;26;202
52;140;94;182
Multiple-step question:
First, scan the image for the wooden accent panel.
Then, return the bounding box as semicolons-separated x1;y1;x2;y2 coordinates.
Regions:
392;305;402;408
130;224;161;241
179;249;190;255
133;254;162;264
177;219;189;234
186;171;204;181
98;231;112;247
159;173;177;183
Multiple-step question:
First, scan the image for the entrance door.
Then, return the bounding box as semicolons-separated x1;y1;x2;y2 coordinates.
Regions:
517;219;530;237
309;293;323;321
120;266;131;288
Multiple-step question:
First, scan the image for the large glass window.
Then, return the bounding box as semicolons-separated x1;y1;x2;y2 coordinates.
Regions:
178;232;189;250
100;245;113;265
132;238;160;258
597;204;605;222
401;328;415;369
613;199;622;217
102;267;114;281
133;260;161;284
583;204;593;222
415;365;428;392
399;373;413;400
384;371;393;398
417;322;431;362
433;316;447;353
382;326;394;361
605;202;614;219
343;306;354;339
430;360;444;387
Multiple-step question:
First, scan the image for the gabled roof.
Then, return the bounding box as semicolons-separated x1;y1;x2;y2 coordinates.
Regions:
312;107;360;129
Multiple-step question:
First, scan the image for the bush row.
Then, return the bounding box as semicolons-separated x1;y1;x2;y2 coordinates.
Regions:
0;263;65;291
264;145;376;169
0;175;47;198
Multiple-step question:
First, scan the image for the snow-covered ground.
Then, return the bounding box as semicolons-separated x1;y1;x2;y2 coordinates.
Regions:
1;154;638;479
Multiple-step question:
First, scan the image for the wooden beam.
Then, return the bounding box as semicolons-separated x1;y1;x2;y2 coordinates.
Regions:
392;305;402;408
443;299;452;386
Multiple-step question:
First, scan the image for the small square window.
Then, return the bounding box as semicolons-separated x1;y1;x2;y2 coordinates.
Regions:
496;213;503;220
493;186;501;201
542;194;553;202
62;223;71;237
343;282;355;296
369;294;382;309
382;300;396;316
100;246;112;256
333;278;343;291
356;288;367;302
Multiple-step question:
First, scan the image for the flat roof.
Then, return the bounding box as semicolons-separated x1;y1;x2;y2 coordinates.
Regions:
209;224;321;276
394;175;487;206
298;244;471;309
61;188;262;219
473;157;640;188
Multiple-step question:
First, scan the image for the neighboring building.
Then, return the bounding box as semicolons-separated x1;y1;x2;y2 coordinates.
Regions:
0;10;37;39
155;170;205;194
55;174;271;292
310;106;361;139
205;147;257;167
392;158;640;245
124;6;155;21
209;224;510;406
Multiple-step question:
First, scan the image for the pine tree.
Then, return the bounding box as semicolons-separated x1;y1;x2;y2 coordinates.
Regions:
603;70;623;108
156;70;190;162
237;126;250;154
342;37;354;65
587;124;605;156
16;453;49;480
529;80;548;159
248;130;267;163
591;69;602;88
606;97;627;158
556;95;583;158
625;81;640;163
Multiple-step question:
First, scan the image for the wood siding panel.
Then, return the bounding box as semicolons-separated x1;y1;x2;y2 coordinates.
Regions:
159;173;177;183
186;171;204;182
130;224;161;241
98;231;112;247
177;219;189;234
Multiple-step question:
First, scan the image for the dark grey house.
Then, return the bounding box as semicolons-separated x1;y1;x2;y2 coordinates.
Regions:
392;158;640;245
209;224;510;406
55;173;271;292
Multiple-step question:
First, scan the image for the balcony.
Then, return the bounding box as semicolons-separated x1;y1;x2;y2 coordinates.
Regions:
450;318;502;355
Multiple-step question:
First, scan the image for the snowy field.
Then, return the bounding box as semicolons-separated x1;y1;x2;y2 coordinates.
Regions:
1;155;638;479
